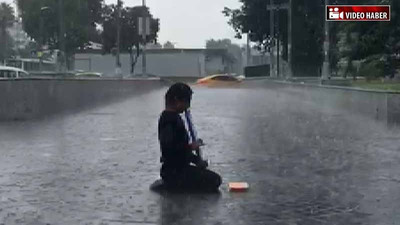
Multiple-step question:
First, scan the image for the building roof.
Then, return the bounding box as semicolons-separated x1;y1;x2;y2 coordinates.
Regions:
76;48;228;55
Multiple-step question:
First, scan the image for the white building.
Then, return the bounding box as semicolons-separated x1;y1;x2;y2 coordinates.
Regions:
74;48;235;77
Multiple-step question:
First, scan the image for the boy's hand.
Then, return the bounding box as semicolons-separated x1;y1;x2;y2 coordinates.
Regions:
197;139;205;146
188;142;200;150
188;139;204;150
196;159;208;169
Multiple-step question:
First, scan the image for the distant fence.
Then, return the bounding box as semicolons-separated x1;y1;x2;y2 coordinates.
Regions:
75;58;92;71
244;64;270;77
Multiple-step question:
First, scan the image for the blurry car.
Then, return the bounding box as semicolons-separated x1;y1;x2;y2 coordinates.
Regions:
75;72;103;78
236;75;245;80
196;74;242;86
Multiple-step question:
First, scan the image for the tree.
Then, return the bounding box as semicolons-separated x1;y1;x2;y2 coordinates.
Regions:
163;41;175;49
87;27;102;45
148;42;162;49
223;0;327;77
0;3;15;62
224;0;400;78
0;3;14;22
19;41;39;58
333;0;400;78
17;0;104;69
206;38;242;74
222;1;289;59
102;4;159;75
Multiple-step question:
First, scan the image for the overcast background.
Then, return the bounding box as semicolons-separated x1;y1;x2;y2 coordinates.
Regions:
2;0;246;48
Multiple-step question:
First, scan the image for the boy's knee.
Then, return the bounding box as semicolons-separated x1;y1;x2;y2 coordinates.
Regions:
210;172;222;189
215;175;222;188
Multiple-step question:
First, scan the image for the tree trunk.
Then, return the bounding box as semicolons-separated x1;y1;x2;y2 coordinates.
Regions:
130;44;141;76
0;17;6;63
130;48;134;75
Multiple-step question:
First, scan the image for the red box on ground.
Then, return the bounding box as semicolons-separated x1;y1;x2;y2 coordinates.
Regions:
228;182;249;192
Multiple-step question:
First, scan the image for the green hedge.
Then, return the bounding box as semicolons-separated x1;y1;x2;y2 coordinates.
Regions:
357;55;385;80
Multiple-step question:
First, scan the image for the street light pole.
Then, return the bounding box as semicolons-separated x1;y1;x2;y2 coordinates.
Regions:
269;0;276;78
58;0;66;72
267;1;291;79
115;0;122;77
141;0;147;77
39;13;43;71
246;33;251;67
287;0;293;79
39;7;49;72
1;16;7;64
322;0;330;80
276;6;280;78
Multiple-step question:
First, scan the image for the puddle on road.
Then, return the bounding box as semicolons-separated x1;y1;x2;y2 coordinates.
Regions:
103;219;157;225
41;153;52;158
100;137;120;142
88;112;117;116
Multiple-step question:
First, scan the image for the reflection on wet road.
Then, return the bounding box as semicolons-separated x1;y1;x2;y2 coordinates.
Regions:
0;85;399;224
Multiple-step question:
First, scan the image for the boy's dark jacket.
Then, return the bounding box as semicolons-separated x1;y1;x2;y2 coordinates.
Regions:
158;110;198;169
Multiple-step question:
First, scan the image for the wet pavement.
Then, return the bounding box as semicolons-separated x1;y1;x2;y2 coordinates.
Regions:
0;85;400;225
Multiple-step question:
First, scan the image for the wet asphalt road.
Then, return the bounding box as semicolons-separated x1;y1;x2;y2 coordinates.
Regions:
0;84;400;225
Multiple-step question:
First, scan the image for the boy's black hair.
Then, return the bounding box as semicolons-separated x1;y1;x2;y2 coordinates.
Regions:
165;82;193;107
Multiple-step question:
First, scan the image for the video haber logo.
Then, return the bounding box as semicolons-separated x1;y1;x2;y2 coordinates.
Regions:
326;5;390;21
329;7;344;20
